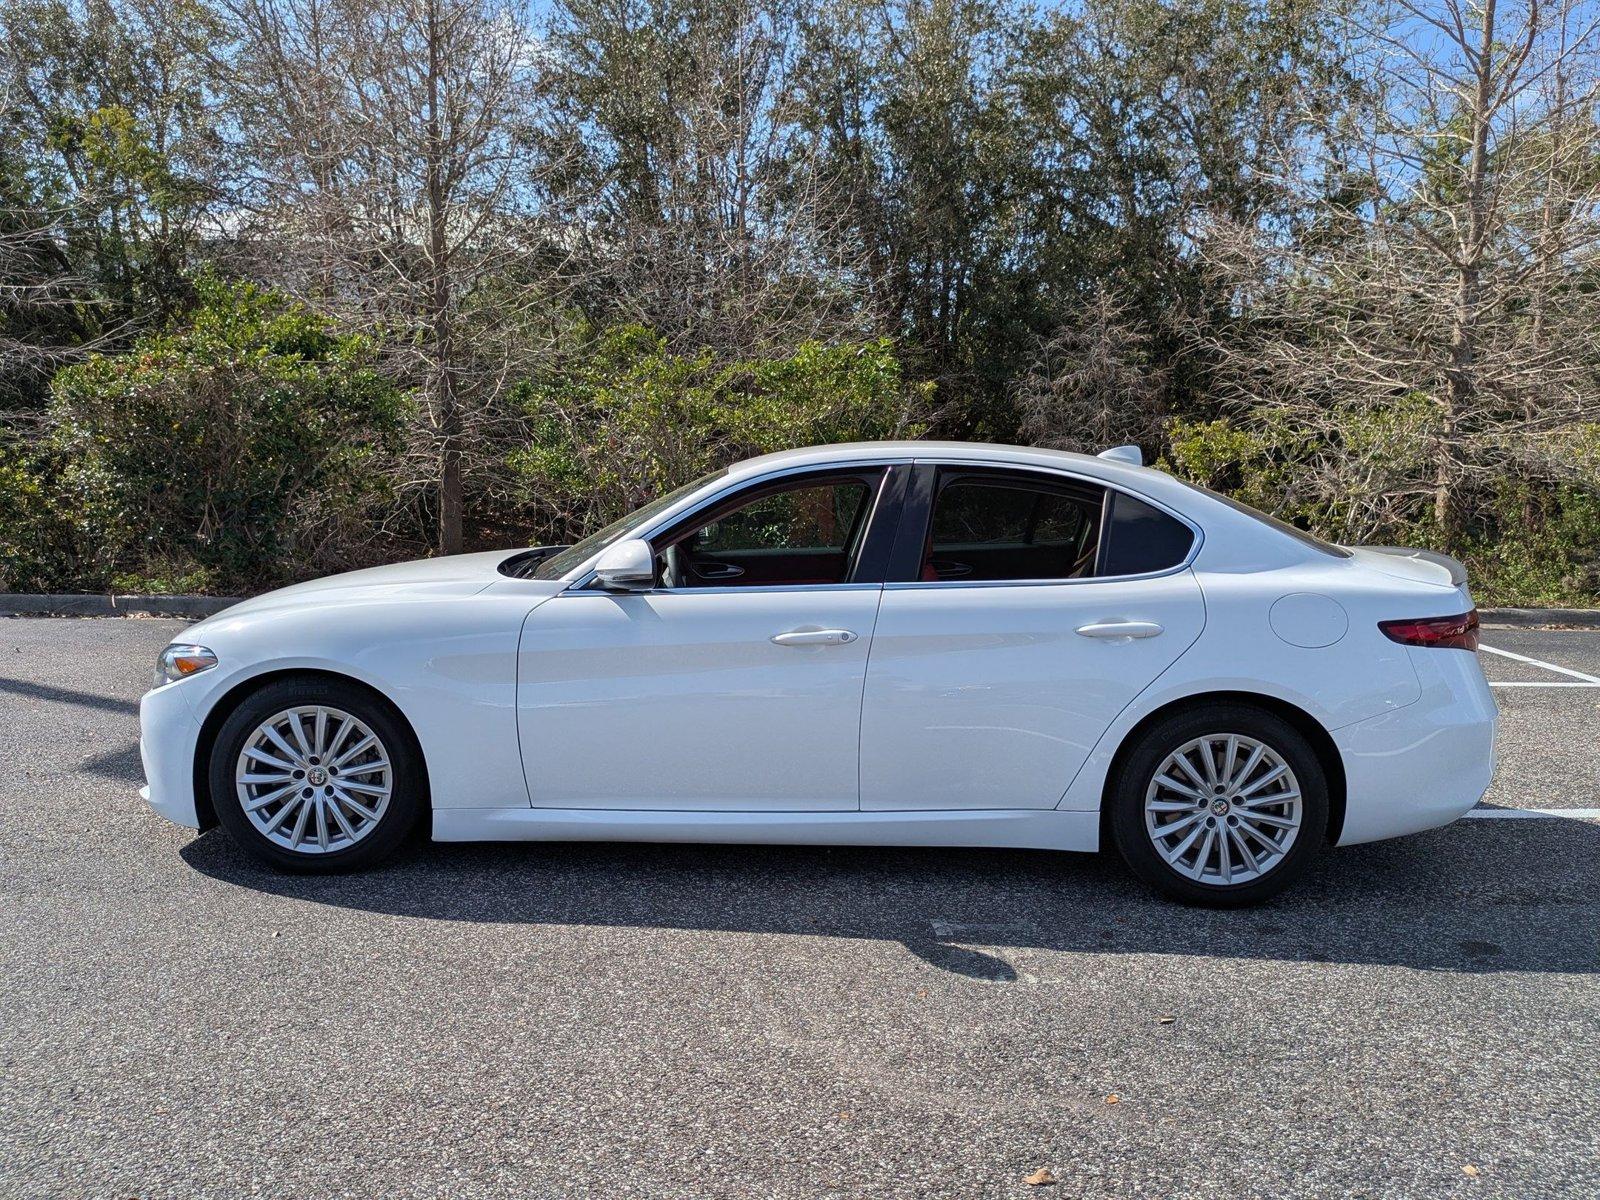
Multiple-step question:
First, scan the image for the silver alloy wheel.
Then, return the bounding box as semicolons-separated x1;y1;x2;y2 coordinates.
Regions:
1144;733;1302;886
234;705;393;855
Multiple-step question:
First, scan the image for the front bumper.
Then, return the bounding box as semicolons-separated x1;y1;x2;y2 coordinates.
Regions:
138;680;204;829
1333;647;1497;846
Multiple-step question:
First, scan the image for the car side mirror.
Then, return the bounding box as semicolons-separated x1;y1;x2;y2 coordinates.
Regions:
593;538;656;591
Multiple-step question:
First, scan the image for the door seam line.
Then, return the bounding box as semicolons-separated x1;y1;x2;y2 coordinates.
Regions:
855;584;889;811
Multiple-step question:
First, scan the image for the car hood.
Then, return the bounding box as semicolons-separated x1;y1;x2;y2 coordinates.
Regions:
187;550;556;631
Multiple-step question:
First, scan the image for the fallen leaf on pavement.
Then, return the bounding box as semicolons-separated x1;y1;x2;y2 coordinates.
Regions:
1105;1094;1121;1104
1463;1165;1481;1177
1022;1167;1057;1186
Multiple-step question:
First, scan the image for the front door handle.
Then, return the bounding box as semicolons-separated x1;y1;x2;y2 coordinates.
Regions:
772;628;859;647
695;562;745;580
1076;620;1164;640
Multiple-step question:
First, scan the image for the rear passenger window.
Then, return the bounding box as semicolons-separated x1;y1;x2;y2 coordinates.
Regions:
1098;491;1194;576
922;475;1102;581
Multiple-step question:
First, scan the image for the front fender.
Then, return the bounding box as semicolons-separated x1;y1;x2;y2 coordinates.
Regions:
166;589;553;813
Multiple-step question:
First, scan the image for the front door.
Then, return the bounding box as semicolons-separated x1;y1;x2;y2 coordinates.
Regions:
860;466;1206;811
517;468;898;811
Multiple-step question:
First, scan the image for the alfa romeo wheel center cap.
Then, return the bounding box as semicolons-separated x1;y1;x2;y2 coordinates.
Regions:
307;766;328;786
1211;798;1230;815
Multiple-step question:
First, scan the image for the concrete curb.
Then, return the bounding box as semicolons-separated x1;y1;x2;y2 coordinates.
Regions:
0;594;241;619
1480;607;1600;628
4;593;1599;627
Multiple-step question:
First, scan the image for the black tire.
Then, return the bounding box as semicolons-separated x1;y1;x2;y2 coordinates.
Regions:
209;677;425;873
1108;703;1328;907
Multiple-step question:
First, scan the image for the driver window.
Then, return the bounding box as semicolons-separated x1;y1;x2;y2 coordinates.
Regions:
660;475;877;588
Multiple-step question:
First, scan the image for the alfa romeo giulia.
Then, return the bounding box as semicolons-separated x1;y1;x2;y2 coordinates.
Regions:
139;441;1496;904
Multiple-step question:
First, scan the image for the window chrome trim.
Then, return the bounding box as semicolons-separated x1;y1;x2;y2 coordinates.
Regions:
557;453;1204;593
560;458;909;594
882;566;1195;591
572;582;887;598
884;457;1205;589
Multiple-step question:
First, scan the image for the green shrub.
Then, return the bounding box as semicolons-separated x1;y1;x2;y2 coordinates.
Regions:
1453;483;1600;607
1162;416;1313;518
46;275;411;591
0;435;75;591
107;560;219;596
510;323;932;538
1161;412;1600;607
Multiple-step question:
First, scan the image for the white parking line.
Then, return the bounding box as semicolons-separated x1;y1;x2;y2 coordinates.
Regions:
1464;807;1600;820
1467;644;1600;821
1489;681;1600;688
1480;643;1600;686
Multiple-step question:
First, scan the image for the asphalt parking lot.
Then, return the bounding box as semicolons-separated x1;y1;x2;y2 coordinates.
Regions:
2;617;1597;1199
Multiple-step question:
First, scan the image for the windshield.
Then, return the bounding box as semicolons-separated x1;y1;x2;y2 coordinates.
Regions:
531;469;728;580
1190;483;1351;558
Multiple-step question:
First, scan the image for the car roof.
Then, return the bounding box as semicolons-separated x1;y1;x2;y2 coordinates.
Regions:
737;440;1104;472
729;440;1193;508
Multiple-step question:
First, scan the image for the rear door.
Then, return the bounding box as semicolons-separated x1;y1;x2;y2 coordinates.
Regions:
859;464;1206;811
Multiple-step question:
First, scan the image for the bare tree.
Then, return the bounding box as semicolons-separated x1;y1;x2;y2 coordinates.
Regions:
1015;286;1168;454
0;0;226;411
1203;0;1600;542
0;197;112;412
542;0;873;360
225;0;562;553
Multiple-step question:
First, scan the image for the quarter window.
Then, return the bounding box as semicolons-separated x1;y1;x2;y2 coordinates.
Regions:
1098;491;1195;576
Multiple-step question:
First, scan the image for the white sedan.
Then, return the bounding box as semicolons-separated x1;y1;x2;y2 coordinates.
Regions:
139;441;1496;905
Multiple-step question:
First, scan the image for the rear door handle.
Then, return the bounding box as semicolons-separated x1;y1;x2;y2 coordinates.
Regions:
772;628;859;647
1076;620;1164;640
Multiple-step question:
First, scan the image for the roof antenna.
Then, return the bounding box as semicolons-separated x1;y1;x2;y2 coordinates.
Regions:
1097;445;1143;467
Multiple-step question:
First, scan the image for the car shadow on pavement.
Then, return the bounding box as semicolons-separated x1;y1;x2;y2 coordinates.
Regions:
0;676;139;715
179;810;1599;980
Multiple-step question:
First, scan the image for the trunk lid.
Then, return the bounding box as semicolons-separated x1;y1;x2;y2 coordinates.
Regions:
1351;545;1467;588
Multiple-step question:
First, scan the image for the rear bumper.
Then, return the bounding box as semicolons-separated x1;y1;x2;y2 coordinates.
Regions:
138;682;203;829
1334;647;1496;845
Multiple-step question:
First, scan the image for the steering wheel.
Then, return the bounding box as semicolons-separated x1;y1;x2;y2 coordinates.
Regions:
660;543;685;588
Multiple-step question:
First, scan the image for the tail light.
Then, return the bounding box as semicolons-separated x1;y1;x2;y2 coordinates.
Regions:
1378;609;1479;651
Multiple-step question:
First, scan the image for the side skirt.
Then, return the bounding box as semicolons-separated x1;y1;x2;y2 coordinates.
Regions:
432;807;1100;853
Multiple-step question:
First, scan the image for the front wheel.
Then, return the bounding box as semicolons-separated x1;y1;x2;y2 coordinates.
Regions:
1109;704;1328;907
209;678;424;872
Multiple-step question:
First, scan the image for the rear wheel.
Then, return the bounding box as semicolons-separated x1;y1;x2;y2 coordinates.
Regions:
209;678;424;872
1109;703;1328;907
